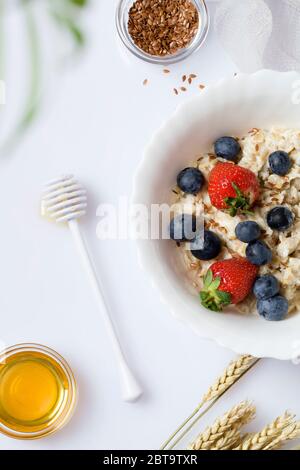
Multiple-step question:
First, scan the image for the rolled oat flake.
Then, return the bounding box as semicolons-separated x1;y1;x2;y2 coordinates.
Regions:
128;0;199;57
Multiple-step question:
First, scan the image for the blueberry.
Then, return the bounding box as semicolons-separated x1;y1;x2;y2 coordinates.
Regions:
269;151;291;176
246;240;272;266
214;136;241;162
235;221;261;243
266;206;294;232
190;230;222;261
177;167;204;195
257;295;288;321
253;275;280;300
169;214;197;242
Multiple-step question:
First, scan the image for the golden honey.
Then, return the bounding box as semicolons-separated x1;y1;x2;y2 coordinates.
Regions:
0;344;77;439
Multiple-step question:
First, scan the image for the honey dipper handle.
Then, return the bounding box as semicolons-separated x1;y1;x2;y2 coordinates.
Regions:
68;219;143;403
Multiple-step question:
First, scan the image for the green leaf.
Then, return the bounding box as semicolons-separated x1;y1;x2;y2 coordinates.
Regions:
232;182;243;197
66;20;85;46
200;295;220;312
242;209;254;216
51;11;85;47
204;269;213;288
228;206;238;217
200;272;231;312
210;277;221;290
216;290;231;305
1;0;41;154
209;304;221;312
224;197;235;204
68;0;88;7
223;182;251;217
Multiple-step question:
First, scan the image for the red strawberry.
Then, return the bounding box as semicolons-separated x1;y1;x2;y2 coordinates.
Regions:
200;258;258;311
208;162;260;216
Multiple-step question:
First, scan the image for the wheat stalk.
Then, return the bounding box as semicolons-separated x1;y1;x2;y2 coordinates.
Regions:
233;412;294;450
202;355;258;403
161;355;259;450
190;401;255;450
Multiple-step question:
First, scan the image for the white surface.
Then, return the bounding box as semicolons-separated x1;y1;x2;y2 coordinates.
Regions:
0;0;300;450
133;69;300;361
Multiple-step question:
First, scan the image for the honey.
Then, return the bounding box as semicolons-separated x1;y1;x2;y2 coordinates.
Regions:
0;344;77;439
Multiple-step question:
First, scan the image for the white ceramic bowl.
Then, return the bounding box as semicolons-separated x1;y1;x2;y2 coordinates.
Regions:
132;70;300;360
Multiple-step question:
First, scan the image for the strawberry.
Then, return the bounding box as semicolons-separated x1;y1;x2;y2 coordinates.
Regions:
208;162;260;216
200;258;258;312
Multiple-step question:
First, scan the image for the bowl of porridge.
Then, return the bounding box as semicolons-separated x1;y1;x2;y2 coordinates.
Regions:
132;70;300;359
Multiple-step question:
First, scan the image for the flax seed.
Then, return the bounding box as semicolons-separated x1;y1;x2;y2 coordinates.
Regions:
128;0;199;57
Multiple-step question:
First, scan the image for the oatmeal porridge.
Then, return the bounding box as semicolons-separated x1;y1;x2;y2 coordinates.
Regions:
169;128;300;319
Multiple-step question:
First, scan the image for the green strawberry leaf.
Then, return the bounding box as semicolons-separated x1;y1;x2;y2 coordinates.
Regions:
210;277;221;290
204;269;213;288
200;270;231;312
216;290;231;305
232;182;242;197
209;304;221;312
224;183;252;217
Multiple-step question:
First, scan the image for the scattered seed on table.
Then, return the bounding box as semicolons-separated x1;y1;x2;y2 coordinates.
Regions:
143;79;148;86
199;84;205;89
173;88;179;95
163;69;170;74
182;75;187;82
189;73;197;79
180;87;187;92
188;77;192;84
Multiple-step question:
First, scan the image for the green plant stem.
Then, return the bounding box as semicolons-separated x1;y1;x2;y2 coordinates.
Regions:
17;0;41;132
1;0;41;155
161;358;260;450
49;0;86;49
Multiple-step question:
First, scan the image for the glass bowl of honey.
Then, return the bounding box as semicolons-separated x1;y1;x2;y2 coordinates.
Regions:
0;343;77;439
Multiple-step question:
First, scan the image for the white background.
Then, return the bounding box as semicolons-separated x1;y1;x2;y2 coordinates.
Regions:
0;0;300;450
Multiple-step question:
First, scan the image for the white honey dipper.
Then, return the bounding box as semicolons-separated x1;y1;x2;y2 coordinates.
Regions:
42;175;142;402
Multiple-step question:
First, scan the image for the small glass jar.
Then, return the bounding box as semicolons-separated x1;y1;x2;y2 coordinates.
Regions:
0;343;77;440
116;0;210;64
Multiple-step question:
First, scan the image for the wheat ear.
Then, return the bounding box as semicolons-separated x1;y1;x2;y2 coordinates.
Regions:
202;355;258;403
160;355;259;450
264;421;300;450
233;412;294;450
211;405;256;451
210;428;242;450
190;401;255;450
